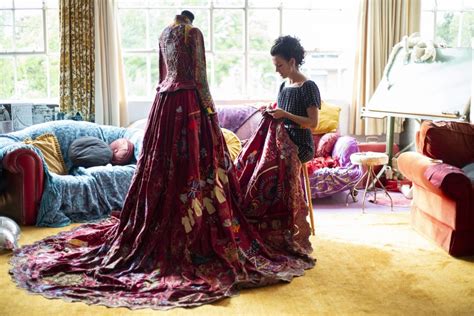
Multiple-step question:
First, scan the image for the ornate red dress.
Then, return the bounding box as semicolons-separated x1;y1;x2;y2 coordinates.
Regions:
9;16;315;310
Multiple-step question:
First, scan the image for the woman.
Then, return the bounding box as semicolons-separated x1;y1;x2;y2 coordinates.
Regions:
9;12;314;310
236;35;320;254
266;35;320;163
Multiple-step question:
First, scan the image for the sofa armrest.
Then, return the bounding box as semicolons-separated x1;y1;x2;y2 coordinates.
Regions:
0;148;44;225
397;152;444;196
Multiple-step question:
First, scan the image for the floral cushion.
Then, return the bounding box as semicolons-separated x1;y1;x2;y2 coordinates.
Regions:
315;132;340;158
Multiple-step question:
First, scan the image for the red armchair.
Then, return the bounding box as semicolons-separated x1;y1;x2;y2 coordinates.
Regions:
0;148;44;225
398;121;474;256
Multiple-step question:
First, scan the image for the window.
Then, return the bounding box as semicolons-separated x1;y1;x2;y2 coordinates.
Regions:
421;0;474;47
0;0;60;101
117;0;358;101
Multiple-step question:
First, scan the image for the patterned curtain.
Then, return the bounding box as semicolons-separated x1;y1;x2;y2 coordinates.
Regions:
59;0;95;122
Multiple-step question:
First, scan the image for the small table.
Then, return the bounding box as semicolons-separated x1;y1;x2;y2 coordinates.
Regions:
346;152;393;212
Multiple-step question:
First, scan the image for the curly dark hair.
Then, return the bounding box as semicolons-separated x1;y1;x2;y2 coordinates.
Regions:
270;35;305;67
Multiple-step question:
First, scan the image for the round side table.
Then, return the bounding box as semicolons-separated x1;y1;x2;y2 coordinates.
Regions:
346;152;393;212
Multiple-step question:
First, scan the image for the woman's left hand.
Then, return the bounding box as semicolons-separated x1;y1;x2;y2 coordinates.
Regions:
266;108;287;119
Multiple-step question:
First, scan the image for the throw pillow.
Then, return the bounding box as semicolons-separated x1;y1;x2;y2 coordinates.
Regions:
68;136;113;168
315;132;340;158
221;128;242;161
23;133;67;175
110;138;135;165
311;101;341;134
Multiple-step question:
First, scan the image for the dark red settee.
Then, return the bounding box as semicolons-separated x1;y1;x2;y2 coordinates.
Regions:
398;121;474;256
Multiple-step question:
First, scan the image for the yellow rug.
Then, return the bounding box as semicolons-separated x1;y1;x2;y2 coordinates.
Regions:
1;211;474;315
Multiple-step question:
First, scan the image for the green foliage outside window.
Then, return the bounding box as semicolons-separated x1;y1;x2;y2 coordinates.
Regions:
436;11;474;47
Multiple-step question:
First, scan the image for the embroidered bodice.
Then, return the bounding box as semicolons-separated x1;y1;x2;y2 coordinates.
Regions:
157;15;215;112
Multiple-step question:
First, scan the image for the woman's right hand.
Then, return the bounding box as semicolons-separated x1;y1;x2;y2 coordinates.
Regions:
259;102;276;113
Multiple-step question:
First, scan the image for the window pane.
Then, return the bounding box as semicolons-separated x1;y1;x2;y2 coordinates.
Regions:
118;0;147;8
124;54;147;97
436;0;464;10
148;9;176;49
282;0;312;8
46;9;59;52
436;11;461;46
213;9;243;51
49;55;59;98
283;9;356;51
420;11;435;40
45;0;58;8
302;52;353;99
16;55;47;98
212;54;243;99
464;0;474;9
0;57;15;98
460;11;474;47
213;0;244;8
0;1;13;9
0;10;14;52
150;53;158;90
193;9;210;49
248;0;279;8
15;9;43;52
248;9;279;52
248;54;277;99
206;52;213;86
147;0;178;6
422;0;436;10
308;0;358;9
148;9;210;50
13;0;43;9
119;9;146;50
180;0;210;7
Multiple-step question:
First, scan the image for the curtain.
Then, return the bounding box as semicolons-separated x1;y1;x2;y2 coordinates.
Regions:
350;0;421;135
94;0;128;127
59;0;95;121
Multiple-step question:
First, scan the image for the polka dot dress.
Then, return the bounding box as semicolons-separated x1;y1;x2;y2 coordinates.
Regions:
277;80;321;163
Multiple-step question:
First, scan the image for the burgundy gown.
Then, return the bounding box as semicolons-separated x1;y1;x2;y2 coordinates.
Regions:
9;15;315;310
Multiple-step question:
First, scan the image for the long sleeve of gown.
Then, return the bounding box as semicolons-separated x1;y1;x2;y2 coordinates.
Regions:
188;27;215;113
158;41;167;84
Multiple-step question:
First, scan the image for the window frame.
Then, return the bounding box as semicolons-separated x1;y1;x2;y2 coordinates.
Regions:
118;0;356;101
0;0;59;101
421;0;474;47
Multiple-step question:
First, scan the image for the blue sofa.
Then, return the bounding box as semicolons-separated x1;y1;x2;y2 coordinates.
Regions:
0;121;144;227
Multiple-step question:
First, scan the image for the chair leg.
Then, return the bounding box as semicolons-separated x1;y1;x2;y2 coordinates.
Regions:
302;163;316;236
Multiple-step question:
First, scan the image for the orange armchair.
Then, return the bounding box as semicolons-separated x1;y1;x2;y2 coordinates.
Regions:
398;121;474;256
